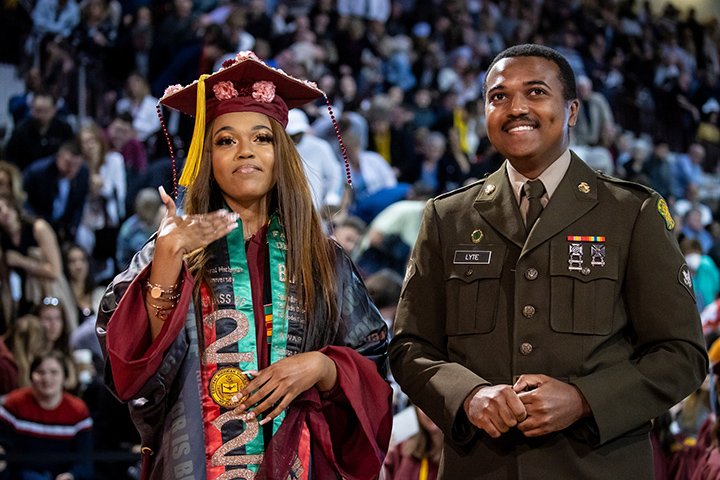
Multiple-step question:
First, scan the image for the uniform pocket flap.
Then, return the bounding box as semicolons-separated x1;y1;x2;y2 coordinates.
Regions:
550;242;618;282
447;244;506;283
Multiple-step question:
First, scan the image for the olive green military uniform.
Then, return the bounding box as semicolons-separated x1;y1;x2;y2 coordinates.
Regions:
390;154;707;479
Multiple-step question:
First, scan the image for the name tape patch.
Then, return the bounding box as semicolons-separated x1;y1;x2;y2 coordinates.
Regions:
453;250;492;264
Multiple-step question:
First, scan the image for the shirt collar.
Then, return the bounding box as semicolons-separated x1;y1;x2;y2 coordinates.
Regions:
506;149;572;204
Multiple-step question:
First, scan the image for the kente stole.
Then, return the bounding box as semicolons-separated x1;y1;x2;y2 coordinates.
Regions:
199;214;289;478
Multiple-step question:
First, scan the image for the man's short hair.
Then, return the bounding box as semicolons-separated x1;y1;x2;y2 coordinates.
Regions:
365;268;403;309
484;44;577;101
32;90;56;105
113;111;135;124
58;139;81;156
336;215;367;234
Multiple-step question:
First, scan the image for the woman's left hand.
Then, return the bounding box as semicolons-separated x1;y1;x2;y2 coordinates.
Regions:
234;352;337;425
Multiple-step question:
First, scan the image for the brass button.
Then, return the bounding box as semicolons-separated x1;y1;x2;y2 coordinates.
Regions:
465;269;473;277
520;343;533;355
525;268;538;280
581;267;591;276
522;305;536;318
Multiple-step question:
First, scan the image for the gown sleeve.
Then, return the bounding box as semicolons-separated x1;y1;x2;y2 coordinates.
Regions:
96;238;195;401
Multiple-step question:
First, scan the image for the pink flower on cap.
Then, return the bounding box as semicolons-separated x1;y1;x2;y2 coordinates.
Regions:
252;81;276;103
213;81;239;101
162;84;184;98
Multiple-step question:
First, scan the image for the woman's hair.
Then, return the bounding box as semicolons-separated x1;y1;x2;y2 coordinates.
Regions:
34;299;71;355
62;243;96;296
0;193;36;237
126;72;151;100
4;314;49;387
183;118;338;349
30;349;69;379
81;0;108;19
0;161;27;206
78;121;110;171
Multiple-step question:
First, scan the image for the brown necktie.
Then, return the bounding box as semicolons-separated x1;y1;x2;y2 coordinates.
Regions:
523;179;546;233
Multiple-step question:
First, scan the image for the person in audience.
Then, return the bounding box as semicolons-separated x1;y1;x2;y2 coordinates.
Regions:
106;111;148;176
0;161;27;207
23;140;89;245
365;268;403;332
681;207;715;253
681;238;720;313
114;187;162;269
674;143;707;199
35;297;73;358
343;128;406;224
5;92;74;172
382;406;442;480
76;121;126;280
673;184;713;228
3;314;48;388
0;195;75;327
115;72;160;142
33;297;79;393
286;108;342;213
332;215;367;257
62;243;102;323
0;350;93;479
571;75;614;147
68;0;117;122
0;337;18;395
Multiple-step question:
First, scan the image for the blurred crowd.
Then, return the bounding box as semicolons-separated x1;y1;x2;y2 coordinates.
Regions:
0;0;719;478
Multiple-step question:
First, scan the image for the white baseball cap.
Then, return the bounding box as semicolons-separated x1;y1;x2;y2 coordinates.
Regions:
286;108;310;135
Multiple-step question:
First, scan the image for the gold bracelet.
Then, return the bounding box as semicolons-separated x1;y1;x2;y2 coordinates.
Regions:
146;280;180;300
147;290;181;302
147;300;177;321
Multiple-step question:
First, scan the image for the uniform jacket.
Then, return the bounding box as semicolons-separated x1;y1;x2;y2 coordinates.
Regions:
390;153;708;479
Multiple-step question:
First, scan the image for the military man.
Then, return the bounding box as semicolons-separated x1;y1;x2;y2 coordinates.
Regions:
389;44;707;479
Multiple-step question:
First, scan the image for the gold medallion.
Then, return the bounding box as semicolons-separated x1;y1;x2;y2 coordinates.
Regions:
209;367;250;408
577;182;590;194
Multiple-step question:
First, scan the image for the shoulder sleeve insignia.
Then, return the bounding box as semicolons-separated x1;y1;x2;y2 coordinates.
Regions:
679;264;696;302
657;197;675;230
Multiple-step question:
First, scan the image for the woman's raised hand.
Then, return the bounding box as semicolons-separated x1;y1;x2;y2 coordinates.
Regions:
155;185;239;260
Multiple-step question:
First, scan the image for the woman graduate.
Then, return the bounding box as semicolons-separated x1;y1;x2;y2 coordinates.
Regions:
96;51;392;480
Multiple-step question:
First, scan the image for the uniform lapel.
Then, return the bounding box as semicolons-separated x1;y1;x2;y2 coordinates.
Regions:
473;162;526;249
520;153;599;258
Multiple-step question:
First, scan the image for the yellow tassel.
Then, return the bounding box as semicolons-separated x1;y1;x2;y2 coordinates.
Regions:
419;457;429;480
179;74;210;187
